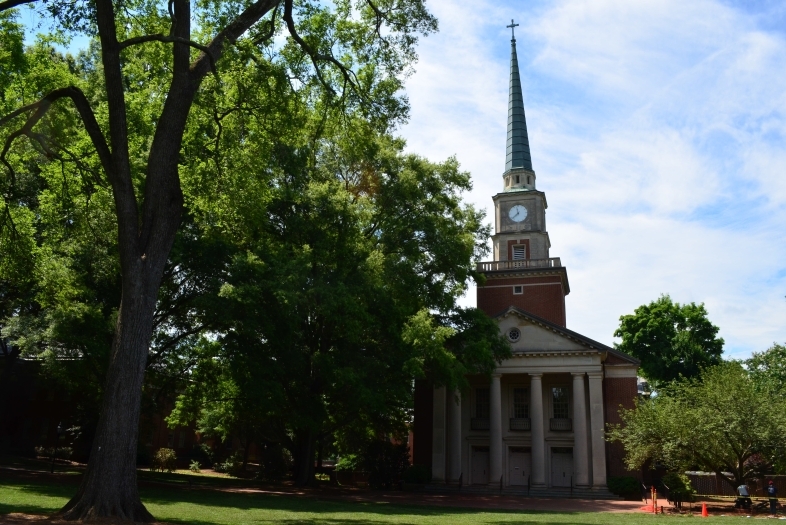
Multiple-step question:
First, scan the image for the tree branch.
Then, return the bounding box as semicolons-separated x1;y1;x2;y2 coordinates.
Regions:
0;0;39;12
252;4;279;45
0;87;113;180
282;0;360;96
363;0;387;42
190;0;281;81
118;33;219;78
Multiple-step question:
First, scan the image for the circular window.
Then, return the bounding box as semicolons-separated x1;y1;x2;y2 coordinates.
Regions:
508;327;521;342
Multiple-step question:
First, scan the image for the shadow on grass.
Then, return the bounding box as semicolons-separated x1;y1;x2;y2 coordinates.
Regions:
2;476;615;525
0;502;64;517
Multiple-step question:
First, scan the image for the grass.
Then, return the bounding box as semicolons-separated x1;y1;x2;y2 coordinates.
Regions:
0;475;765;525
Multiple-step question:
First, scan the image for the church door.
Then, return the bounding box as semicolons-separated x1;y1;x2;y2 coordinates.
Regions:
471;447;489;485
508;447;531;486
550;447;573;487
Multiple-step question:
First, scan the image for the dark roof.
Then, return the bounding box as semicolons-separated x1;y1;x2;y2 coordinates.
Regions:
494;306;640;365
505;37;533;173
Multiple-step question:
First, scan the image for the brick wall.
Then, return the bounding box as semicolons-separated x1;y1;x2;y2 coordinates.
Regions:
477;275;566;326
603;376;639;479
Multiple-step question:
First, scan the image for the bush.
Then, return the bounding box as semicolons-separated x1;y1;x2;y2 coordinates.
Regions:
402;464;432;484
335;454;362;472
608;476;641;499
34;447;73;460
363;440;410;490
213;451;243;475
189;460;201;473
151;448;177;473
661;472;695;502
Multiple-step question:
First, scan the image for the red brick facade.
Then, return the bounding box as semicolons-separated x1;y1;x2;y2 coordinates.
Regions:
477;274;566;326
603;376;639;478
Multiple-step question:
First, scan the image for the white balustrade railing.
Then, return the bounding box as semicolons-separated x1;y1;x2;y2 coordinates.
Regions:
476;258;562;272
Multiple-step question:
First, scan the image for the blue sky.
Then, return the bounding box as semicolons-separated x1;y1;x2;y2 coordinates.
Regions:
401;0;786;359
16;0;786;358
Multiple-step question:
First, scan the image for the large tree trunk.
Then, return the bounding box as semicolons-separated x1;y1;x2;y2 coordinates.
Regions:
293;430;316;486
60;261;170;522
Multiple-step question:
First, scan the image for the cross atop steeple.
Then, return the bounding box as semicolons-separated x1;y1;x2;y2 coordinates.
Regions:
506;19;519;41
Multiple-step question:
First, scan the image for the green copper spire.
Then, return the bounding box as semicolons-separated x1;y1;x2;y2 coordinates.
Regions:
505;20;533;173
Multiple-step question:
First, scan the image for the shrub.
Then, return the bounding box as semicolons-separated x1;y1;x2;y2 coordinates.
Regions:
34;447;74;460
402;464;432;484
189;460;201;473
213;451;243;475
608;476;641;499
661;472;695;502
151;448;177;473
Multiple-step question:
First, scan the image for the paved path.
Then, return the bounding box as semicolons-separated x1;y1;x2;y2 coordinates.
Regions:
224;485;646;513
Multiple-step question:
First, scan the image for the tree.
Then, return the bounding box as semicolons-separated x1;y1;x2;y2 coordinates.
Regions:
608;362;786;489
0;0;436;519
0;31;119;457
747;343;786;394
614;295;724;386
167;115;509;485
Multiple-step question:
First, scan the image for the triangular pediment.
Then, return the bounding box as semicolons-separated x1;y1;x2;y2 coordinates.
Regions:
494;306;639;364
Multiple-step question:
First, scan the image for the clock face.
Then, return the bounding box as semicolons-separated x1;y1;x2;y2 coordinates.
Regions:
508;204;528;223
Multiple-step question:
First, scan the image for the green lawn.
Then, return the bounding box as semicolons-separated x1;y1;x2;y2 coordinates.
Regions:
0;475;759;525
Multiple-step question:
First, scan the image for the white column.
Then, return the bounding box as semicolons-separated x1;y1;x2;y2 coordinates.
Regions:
431;386;446;481
489;373;503;486
448;389;462;483
588;372;607;488
530;373;545;487
572;372;589;487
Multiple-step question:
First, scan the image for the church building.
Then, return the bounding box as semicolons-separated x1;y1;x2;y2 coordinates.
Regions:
412;24;639;496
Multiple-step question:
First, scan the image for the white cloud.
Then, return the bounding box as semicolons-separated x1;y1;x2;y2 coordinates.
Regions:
401;0;786;358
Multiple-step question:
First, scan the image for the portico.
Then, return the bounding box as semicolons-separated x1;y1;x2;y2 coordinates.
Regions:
431;308;636;490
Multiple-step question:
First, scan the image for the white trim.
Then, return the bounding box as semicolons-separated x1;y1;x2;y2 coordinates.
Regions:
494;365;604;374
480;282;563;289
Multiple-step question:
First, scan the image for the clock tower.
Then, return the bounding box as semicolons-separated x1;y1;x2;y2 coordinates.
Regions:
476;28;569;326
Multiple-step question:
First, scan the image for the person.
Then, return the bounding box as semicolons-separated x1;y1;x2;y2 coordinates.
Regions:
767;480;778;516
735;484;751;510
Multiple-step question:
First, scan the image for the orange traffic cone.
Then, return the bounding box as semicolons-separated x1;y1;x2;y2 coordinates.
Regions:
701;502;709;517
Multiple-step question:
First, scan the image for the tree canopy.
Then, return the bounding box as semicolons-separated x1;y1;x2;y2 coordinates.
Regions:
166;112;508;484
614;295;724;386
0;0;440;520
608;361;786;489
746;343;786;394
